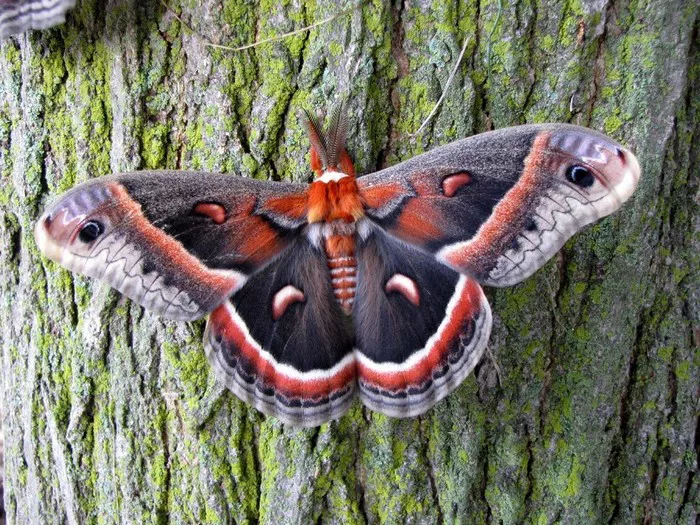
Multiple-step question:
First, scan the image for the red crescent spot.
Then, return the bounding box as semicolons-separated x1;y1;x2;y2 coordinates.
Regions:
272;285;305;321
193;203;226;224
442;172;472;197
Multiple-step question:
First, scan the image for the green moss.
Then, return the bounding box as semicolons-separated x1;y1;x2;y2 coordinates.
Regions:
674;361;690;381
563;456;584;497
328;41;343;57
257;423;283;523
162;336;211;411
642;400;657;411
557;0;584;48
572;282;587;295
604;115;623;135
657;346;674;363
141;123;170;169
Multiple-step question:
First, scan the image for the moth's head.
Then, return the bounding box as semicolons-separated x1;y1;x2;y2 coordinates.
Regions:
34;180;121;274
545;126;641;216
304;105;355;179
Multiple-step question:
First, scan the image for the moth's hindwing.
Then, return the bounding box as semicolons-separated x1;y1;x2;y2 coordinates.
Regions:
353;225;492;417
34;171;309;320
358;124;640;287
0;0;76;38
205;237;356;427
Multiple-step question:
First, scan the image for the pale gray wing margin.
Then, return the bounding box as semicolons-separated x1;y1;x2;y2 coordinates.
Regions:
0;0;76;39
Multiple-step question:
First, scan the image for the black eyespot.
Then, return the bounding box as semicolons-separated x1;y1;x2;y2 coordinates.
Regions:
526;219;538;232
78;221;104;243
566;165;595;188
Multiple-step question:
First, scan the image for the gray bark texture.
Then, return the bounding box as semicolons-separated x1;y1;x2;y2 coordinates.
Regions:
0;0;698;523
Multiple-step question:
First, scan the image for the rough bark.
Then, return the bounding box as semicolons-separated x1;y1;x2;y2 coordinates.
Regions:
0;0;697;523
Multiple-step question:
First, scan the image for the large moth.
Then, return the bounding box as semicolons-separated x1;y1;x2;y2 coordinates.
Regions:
34;106;640;426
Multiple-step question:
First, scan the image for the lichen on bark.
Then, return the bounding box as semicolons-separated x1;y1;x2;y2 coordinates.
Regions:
0;0;697;524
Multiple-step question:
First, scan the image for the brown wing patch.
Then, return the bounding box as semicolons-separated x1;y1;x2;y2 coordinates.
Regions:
229;197;285;264
263;193;308;220
392;198;444;243
359;182;405;210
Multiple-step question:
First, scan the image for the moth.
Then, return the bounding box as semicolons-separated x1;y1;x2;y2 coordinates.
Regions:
0;0;76;39
34;108;641;426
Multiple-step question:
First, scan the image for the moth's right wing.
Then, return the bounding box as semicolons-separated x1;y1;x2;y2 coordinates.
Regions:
353;224;492;417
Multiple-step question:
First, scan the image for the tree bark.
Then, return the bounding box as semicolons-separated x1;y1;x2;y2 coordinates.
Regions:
0;0;697;523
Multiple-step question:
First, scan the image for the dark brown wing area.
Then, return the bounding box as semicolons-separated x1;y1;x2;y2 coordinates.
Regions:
34;171;309;320
358;124;640;287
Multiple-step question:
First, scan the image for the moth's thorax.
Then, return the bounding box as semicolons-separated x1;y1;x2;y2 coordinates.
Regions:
307;171;364;224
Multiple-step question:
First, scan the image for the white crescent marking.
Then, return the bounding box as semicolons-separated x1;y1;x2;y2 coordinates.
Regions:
272;284;305;320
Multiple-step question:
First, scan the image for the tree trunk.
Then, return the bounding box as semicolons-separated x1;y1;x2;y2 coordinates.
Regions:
0;0;697;523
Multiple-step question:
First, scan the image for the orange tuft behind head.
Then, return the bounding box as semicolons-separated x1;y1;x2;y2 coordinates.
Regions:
310;147;324;176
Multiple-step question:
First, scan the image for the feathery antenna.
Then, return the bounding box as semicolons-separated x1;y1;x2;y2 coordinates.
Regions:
304;108;329;169
325;102;348;169
304;103;349;171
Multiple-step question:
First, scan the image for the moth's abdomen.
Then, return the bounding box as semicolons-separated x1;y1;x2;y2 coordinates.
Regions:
324;233;357;315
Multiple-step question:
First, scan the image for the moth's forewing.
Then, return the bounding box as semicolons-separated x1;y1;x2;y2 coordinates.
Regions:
35;172;308;320
358;124;641;286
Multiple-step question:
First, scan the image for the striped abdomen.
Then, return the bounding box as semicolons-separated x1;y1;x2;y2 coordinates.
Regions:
325;234;357;314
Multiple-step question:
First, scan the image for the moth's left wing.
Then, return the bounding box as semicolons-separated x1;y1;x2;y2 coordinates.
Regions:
0;0;76;38
35;171;309;320
358;124;640;287
205;237;356;427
